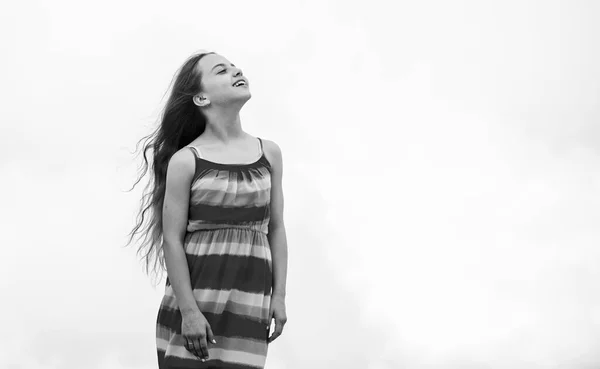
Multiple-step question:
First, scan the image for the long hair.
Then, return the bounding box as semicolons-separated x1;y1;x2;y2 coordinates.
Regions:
125;51;214;284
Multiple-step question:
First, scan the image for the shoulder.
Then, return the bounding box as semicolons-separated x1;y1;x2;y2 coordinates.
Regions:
260;138;282;164
166;147;196;180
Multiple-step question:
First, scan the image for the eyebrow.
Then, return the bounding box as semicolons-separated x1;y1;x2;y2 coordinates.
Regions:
211;63;236;72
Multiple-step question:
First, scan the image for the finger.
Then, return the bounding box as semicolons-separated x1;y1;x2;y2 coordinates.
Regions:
184;338;201;359
277;318;287;328
274;318;286;334
267;330;281;343
191;339;204;360
199;337;210;360
268;320;285;343
184;338;193;352
206;325;217;345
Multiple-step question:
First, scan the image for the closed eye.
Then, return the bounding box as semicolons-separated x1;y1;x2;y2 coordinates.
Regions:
218;69;226;74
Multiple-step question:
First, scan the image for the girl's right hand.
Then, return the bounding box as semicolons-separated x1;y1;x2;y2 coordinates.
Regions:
181;311;216;362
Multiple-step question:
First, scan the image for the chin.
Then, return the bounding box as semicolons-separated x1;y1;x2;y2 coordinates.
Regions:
236;92;252;102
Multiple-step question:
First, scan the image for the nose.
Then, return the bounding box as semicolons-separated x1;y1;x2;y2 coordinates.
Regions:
233;68;243;77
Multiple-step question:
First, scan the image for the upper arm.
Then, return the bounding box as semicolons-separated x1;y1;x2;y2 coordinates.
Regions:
162;148;195;246
266;140;285;230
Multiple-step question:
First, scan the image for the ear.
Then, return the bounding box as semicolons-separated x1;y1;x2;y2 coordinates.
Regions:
193;94;210;107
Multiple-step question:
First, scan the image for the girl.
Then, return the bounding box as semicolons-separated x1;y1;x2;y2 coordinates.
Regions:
127;51;288;368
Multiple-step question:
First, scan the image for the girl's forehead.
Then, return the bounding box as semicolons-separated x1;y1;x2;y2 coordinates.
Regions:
198;54;232;73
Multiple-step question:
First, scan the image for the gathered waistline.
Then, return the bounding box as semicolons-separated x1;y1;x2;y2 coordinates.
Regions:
188;224;268;235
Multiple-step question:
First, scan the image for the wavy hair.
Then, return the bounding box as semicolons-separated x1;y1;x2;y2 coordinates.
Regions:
125;51;214;283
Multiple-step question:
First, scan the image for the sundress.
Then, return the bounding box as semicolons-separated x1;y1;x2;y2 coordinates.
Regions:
156;136;273;368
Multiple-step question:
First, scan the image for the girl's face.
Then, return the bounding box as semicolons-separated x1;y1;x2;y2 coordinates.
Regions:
196;53;250;106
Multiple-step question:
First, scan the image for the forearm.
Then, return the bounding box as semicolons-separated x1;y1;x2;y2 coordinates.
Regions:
163;241;201;315
267;226;288;298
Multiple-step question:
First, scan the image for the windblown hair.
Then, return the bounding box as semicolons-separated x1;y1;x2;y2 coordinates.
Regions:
125;51;215;283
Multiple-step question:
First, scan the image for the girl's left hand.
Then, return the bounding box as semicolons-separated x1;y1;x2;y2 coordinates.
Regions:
267;295;287;343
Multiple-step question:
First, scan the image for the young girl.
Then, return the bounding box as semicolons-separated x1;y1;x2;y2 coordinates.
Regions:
127;51;288;368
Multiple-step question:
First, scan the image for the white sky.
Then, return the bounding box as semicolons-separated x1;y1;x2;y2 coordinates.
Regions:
1;0;599;368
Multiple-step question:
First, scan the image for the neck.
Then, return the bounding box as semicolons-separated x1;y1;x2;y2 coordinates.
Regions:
201;105;246;144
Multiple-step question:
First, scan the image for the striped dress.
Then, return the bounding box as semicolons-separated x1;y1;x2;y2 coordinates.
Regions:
156;137;273;369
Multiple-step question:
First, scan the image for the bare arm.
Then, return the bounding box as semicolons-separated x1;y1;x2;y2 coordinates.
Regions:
266;141;288;299
162;149;200;316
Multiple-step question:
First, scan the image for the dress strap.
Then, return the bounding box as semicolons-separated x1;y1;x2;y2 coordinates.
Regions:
257;137;263;155
188;146;203;159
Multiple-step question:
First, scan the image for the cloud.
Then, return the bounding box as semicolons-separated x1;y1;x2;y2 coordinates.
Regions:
1;0;599;368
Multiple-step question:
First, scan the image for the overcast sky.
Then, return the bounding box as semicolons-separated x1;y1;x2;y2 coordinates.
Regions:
1;0;599;368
